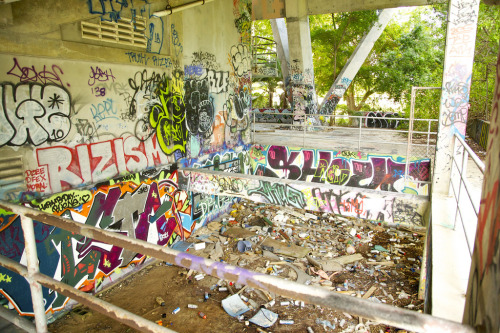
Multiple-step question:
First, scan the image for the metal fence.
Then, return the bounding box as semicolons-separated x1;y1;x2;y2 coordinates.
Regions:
0;201;475;333
449;133;485;256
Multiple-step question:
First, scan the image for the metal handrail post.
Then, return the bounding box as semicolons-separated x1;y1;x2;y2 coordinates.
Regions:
20;215;48;332
458;145;469;230
427;120;431;156
252;111;255;144
303;115;306;147
358;115;362;150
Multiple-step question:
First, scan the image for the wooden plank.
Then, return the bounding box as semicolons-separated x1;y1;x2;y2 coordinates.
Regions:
363;286;378;299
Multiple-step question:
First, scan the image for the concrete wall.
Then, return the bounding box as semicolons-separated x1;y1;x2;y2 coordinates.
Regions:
179;168;428;225
177;143;430;224
0;0;252;317
248;145;430;196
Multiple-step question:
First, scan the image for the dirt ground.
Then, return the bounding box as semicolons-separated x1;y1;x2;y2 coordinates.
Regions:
49;200;425;333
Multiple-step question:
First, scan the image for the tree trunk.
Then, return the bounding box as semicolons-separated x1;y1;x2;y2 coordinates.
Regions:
268;91;274;108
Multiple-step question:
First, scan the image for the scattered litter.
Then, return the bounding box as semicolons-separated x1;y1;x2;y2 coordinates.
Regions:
248;308;278;328
374;245;389;252
210;241;224;261
237;240;253;253
125;199;426;332
193;242;206;250
316;318;336;330
399;291;410;299
363;286;377;299
170;241;193;252
221;294;250;317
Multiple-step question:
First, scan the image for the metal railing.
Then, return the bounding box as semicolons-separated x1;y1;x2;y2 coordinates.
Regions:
449;133;485;256
252;112;437;152
0;201;475;333
252;111;438;191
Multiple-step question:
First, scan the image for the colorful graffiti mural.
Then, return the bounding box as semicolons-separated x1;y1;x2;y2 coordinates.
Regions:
249;145;430;195
0;165;221;316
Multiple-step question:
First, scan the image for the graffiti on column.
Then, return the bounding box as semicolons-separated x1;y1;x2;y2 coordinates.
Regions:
440;0;479;136
233;0;252;45
321;77;352;115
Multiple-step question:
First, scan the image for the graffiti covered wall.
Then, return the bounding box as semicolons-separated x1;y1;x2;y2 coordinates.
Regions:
179;169;428;225
249;145;430;196
0;0;252;201
0;165;210;315
0;0;253;317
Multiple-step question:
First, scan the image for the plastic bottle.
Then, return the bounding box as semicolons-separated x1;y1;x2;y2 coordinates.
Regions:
198;312;207;319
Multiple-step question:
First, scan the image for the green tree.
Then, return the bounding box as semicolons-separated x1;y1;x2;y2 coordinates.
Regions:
311;7;446;116
469;2;500;121
310;11;378;98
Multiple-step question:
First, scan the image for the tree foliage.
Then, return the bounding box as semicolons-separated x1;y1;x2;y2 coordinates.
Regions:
470;2;500;121
310;7;446;116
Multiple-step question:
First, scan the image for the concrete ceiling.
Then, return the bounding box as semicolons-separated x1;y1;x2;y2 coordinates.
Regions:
252;0;448;20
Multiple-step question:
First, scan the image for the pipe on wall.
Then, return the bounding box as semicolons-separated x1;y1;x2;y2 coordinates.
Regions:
153;0;215;17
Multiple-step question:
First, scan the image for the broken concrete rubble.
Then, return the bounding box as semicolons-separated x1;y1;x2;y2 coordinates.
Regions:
181;199;426;332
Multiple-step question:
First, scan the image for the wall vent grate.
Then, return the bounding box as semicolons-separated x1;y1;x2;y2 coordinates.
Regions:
0;156;24;187
81;17;147;48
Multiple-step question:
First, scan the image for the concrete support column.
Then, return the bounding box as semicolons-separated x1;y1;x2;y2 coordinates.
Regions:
463;41;500;333
285;0;318;121
432;0;480;195
270;18;292;104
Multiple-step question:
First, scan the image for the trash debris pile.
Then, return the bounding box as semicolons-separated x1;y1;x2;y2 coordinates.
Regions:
178;199;426;332
50;199;426;333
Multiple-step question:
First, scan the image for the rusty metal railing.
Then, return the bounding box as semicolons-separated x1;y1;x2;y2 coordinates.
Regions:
0;200;475;333
450;133;485;256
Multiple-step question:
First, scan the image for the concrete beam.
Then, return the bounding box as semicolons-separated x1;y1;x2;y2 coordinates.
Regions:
270;18;291;95
319;8;397;114
307;0;446;16
286;0;318;118
178;168;429;226
252;0;445;20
